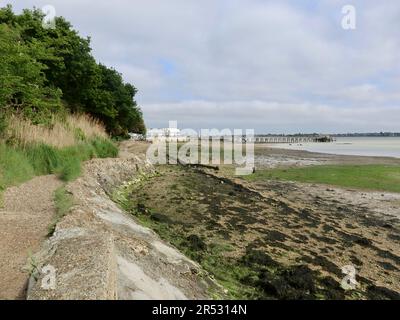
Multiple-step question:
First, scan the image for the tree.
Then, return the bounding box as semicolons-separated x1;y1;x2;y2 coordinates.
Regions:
0;23;62;124
0;5;145;136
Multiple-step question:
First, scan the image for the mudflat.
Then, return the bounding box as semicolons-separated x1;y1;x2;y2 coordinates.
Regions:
253;144;400;169
119;143;400;299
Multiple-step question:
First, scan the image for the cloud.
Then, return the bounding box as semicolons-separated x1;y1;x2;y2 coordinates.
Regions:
143;100;400;133
4;0;400;132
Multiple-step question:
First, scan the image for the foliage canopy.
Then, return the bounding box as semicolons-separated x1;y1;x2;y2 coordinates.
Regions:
0;5;145;136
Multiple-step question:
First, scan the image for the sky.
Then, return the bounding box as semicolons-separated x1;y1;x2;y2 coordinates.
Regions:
3;0;400;133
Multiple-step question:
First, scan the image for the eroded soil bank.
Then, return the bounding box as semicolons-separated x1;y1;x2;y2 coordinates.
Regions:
118;164;400;300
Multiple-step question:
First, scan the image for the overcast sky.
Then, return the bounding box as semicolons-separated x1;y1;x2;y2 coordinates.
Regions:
4;0;400;133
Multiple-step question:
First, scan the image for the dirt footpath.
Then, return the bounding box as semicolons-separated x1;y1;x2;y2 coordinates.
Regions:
0;175;62;300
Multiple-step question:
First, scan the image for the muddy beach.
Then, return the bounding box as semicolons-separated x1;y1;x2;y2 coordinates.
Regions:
117;143;400;300
253;145;400;169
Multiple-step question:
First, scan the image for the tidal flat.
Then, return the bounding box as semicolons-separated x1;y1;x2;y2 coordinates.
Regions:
114;144;400;299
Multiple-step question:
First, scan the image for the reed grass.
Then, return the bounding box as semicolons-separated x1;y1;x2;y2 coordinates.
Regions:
4;114;107;148
0;114;118;197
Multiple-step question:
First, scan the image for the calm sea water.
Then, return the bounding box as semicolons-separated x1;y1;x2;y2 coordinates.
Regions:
271;137;400;158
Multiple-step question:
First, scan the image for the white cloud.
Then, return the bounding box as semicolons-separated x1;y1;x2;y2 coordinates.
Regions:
143;100;400;133
5;0;400;132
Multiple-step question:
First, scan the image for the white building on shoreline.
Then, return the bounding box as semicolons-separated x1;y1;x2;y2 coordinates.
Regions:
146;127;188;142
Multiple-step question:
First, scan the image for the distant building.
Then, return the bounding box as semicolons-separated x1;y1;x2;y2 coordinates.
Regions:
146;128;188;142
128;133;145;141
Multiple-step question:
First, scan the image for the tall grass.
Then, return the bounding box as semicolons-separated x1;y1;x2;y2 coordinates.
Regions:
0;114;118;195
67;114;108;140
5;114;107;148
0;144;34;192
0;138;118;192
48;186;74;236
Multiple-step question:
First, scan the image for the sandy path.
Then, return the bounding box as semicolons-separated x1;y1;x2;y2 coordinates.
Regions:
0;175;62;300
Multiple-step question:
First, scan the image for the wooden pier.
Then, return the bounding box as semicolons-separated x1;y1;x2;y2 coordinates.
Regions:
229;135;334;144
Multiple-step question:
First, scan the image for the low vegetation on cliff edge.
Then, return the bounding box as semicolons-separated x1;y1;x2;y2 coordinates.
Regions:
0;5;143;196
0;114;118;198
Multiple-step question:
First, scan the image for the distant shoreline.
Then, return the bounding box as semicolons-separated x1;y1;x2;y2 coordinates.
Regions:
254;133;400;137
253;144;400;171
265;136;400;159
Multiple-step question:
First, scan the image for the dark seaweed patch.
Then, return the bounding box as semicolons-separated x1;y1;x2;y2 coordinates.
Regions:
378;261;398;271
366;285;400;300
186;234;207;251
387;233;400;242
241;248;279;268
350;256;363;266
257;265;345;300
302;254;341;276
150;213;174;224
376;250;400;266
265;230;287;243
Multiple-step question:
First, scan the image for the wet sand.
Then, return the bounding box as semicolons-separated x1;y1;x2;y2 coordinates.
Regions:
254;145;400;169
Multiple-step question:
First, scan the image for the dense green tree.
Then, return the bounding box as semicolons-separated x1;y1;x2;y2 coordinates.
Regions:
0;5;145;135
93;65;145;136
0;22;62;124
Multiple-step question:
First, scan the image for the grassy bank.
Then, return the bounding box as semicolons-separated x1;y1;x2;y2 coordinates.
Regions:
0;114;118;195
0;137;118;192
244;165;400;193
